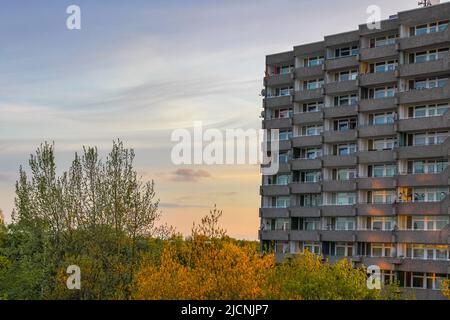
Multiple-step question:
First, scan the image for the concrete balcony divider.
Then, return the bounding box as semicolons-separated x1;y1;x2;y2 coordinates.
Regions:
323;130;358;143
323;104;358;118
359;44;398;61
324;80;358;95
358;72;397;87
395;193;450;215
290;182;322;194
399;54;450;78
264;95;292;108
322;180;357;192
321;205;356;217
398;27;450;51
397;136;450;160
259;230;289;241
358;97;397;112
356;203;395;216
266;73;293;87
295;65;324;80
320;230;356;242
292;135;323;148
358;150;396;164
260;185;290;196
398;259;450;274
325;56;358;71
259;208;290;218
358;124;396;138
294;88;324;102
356;231;395;243
322;155;357;167
395;230;449;245
357;177;396;190
397;84;450;105
263;117;292;130
398;115;450;132
291;159;322;171
292;111;323;125
267;51;294;65
289;206;321;218
290;230;321;242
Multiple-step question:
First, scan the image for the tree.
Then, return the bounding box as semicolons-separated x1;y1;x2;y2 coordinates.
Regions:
1;140;160;299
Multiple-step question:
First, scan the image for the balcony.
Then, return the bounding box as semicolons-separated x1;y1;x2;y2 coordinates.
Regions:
320;230;356;242
357;177;396;189
294;88;323;103
399;54;450;78
263;117;292;130
264;95;292;108
397;139;450;160
358;150;396;164
398;27;450;51
358;72;397;87
396;231;447;245
325;56;359;71
292;135;322;148
259;230;289;241
267;51;294;65
323;130;357;143
277;163;291;174
291;159;322;170
356;231;395;243
322;155;357;167
322;180;357;192
358;97;397;112
290;230;321;242
399;259;450;275
259;208;289;218
290;206;321;218
358;124;396;138
292;111;323;125
260;185;290;196
321;205;356;217
395;201;445;216
295;65;324;80
398;116;450;132
359;44;398;61
397;84;450;105
290;182;322;194
266;73;293;87
324;80;358;95
323;104;358;118
397;169;450;187
356;203;394;216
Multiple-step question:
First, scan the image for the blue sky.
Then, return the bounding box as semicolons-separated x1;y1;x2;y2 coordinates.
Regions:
0;0;445;239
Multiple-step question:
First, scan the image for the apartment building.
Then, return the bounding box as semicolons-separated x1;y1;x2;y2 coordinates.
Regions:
260;2;450;300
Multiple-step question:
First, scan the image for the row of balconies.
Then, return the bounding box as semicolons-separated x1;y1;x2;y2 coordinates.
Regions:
264;83;450;110
260;229;450;246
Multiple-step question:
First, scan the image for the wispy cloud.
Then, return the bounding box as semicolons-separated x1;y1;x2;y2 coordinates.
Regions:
171;168;211;182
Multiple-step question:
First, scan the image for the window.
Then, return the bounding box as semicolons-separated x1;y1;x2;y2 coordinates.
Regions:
370;164;396;177
334;46;358;58
303;218;320;231
301;125;323;136
407;244;450;261
304;148;322;160
334;193;356;206
410;187;449;202
372;60;397;73
337;143;357;155
372;112;395;125
410;20;449;36
334;94;358;107
371;217;395;231
305;56;324;67
409;273;449;290
276;175;291;185
275;196;290;208
371;190;395;204
272;108;292;119
411;216;449;231
372;137;396;151
408;159;449;174
408;103;449;118
279;65;293;74
278;130;293;141
371;243;394;257
411;77;448;90
334;118;357;131
370;34;398;48
412;132;448;146
335;218;355;230
304;79;324;90
298;194;322;207
302;102;323;113
410;48;449;64
335;242;354;256
303;242;321;254
373;86;396;99
337;168;357;181
278;152;290;164
336;69;358;82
